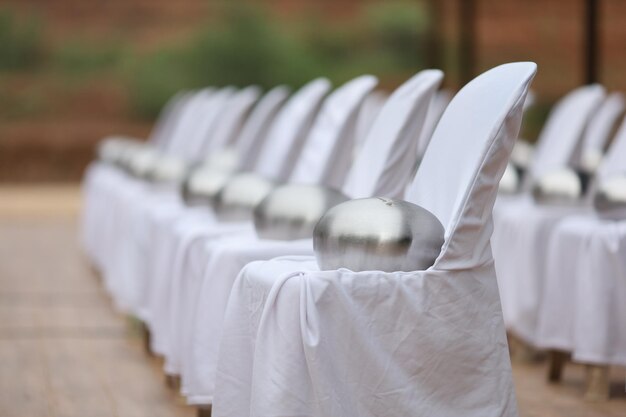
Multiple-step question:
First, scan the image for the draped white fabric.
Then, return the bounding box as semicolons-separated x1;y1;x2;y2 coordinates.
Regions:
210;63;536;417
132;76;376;368
534;117;626;366
124;79;333;316
86;87;260;310
169;70;445;403
492;92;624;343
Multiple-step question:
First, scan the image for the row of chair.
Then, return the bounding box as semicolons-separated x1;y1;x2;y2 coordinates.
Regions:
492;84;626;400
82;63;537;417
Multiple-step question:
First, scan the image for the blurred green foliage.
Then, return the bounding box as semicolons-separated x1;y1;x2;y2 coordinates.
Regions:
127;2;429;118
0;8;44;71
0;2;430;120
52;40;125;77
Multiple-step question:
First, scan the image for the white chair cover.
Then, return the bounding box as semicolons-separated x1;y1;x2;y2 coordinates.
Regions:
235;86;291;171
353;91;387;157
491;84;608;326
81;89;214;265
491;92;623;343
138;77;383;363
288;75;378;187
177;70;444;404
254;79;332;181
525;84;605;184
174;87;236;159
536;117;626;366
199;86;262;154
211;62;536;417
150;90;196;149
134;78;333;335
416;89;452;158
86;86;247;310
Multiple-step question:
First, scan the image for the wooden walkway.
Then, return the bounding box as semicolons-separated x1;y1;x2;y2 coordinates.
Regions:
0;185;624;417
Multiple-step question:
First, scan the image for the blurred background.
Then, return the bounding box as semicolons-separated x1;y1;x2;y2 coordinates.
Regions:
0;0;625;182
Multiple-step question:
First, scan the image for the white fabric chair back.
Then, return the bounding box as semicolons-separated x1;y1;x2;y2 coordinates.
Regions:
160;90;211;153
416;89;452;158
597;117;626;177
164;87;233;158
237;86;291;171
578;92;625;162
407;62;537;270
253;78;331;181
527;84;605;181
353;91;387;156
341;70;444;199
150;90;196;149
178;87;236;159
289;75;378;188
199;86;262;154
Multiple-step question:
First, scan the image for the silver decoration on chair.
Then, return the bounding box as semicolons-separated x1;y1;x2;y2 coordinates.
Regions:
254;184;349;240
532;167;591;205
214;173;276;221
313;197;445;272
593;174;626;220
182;165;233;207
147;154;189;184
127;147;160;178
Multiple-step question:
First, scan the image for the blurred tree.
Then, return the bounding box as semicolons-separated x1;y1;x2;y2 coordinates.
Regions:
0;8;44;71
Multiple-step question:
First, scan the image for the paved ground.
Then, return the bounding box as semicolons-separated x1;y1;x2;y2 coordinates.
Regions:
0;185;624;417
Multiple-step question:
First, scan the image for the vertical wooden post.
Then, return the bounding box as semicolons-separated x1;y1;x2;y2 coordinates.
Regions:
425;0;442;69
197;405;212;417
141;321;153;356
547;350;570;383
459;0;476;85
584;0;600;84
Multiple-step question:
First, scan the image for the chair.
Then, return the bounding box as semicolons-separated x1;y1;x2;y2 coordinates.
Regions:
491;92;623;345
536;116;626;400
102;87;262;310
178;70;444;405
140;77;379;359
155;75;382;377
82;88;219;270
210;62;536;417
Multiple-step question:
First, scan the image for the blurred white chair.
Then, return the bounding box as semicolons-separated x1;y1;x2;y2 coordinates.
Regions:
210;62;536;417
146;75;379;375
140;78;334;355
101;86;263;309
82;88;216;268
491;85;608;336
178;70;444;405
536;116;626;399
352;90;387;158
497;85;606;196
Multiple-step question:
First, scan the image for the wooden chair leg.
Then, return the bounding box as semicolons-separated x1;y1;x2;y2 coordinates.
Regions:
547;350;569;383
197;405;212;417
141;322;153;356
165;374;181;391
508;333;542;362
584;364;610;402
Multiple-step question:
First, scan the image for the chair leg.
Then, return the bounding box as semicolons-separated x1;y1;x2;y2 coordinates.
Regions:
547;350;569;383
141;322;153;356
197;405;212;417
165;374;181;390
584;364;610;402
508;333;542;362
